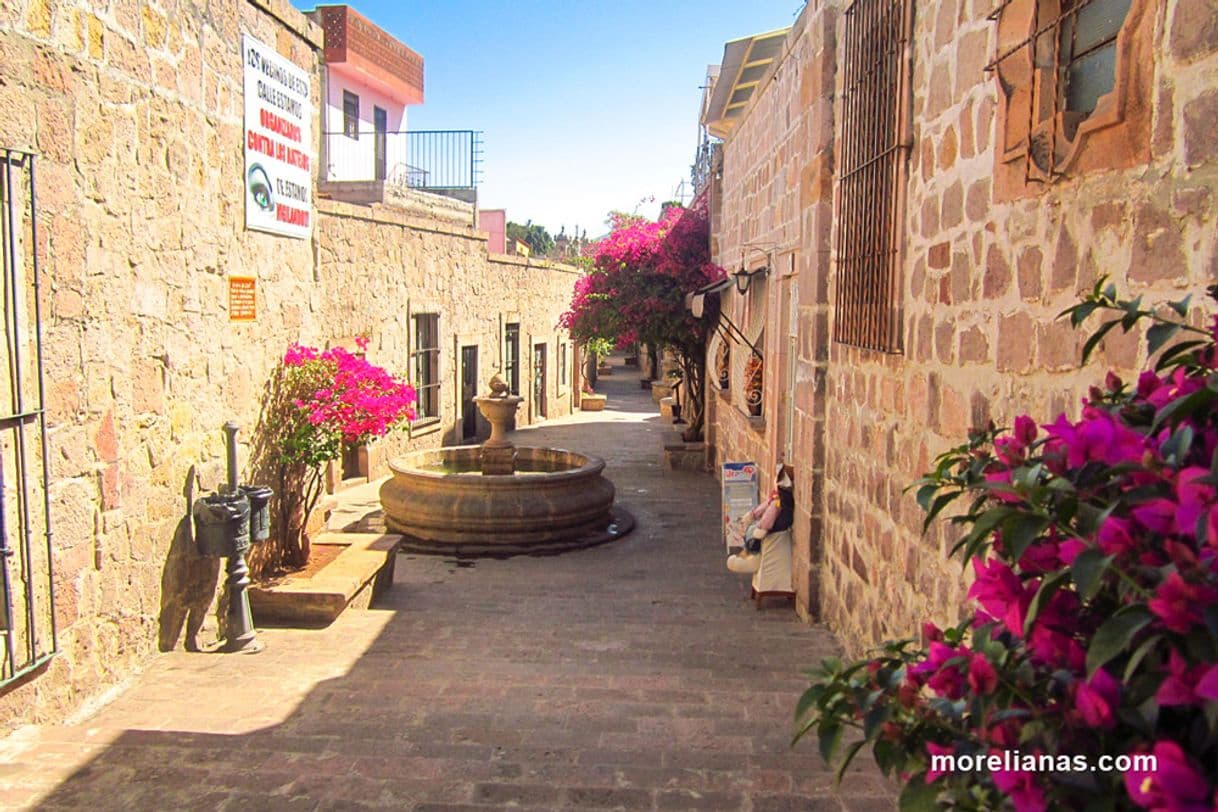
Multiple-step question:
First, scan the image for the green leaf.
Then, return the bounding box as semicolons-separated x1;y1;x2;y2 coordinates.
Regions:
1206;605;1218;641
1123;634;1161;682
922;491;961;533
1146;322;1181;356
1204;700;1218;735
1081;319;1120;364
862;704;890;741
899;777;941;812
1003;514;1051;562
1155;340;1209;372
1024;570;1069;636
833;739;867;789
1160;424;1195;465
991;708;1033;723
949;508;1009;554
1151;387;1218;433
1168;295;1192;318
1087;606;1153;676
1065;300;1099;327
1070;549;1113;601
794;685;825;728
818;721;844;763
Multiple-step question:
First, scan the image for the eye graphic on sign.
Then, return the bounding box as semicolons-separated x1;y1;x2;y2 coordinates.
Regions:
247;164;274;212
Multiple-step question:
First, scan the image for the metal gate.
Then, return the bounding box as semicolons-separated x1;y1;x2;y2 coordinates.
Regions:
0;148;57;686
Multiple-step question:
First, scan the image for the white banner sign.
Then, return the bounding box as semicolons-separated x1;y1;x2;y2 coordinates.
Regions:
242;34;312;239
722;461;759;551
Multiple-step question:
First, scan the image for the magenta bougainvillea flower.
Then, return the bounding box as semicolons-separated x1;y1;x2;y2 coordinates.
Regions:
559;200;724;434
281;341;416;460
796;284;1218;811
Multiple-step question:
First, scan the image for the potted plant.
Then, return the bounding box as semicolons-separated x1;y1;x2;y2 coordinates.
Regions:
743;353;763;416
254;338;416;576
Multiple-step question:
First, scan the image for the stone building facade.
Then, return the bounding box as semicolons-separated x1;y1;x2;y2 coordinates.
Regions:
0;0;576;733
703;0;1218;649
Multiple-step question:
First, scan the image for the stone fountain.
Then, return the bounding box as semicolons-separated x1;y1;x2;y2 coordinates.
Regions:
379;375;633;555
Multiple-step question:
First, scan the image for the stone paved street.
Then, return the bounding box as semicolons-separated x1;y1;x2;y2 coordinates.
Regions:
0;358;893;811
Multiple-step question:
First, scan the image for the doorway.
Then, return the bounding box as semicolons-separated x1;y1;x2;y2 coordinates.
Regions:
373;106;387;181
532;342;547;421
461;345;478;441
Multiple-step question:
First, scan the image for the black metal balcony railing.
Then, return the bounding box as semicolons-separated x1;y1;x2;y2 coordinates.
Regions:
691;138;722;194
322;129;483;191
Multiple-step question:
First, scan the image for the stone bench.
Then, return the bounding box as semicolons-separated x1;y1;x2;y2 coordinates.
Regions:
580;394;607;411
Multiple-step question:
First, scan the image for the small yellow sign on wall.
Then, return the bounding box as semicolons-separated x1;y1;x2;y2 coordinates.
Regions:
229;276;256;321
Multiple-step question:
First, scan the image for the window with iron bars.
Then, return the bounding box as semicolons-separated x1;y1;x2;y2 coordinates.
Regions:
412;314;440;422
988;0;1133;181
504;323;520;395
0;149;58;687
833;0;914;353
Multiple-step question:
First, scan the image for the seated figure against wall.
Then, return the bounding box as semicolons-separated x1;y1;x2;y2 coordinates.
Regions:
727;464;793;574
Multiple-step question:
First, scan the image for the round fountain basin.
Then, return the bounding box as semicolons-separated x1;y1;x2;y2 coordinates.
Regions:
380;446;625;554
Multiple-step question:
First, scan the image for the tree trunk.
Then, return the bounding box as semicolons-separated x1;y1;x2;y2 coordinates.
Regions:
677;350;706;442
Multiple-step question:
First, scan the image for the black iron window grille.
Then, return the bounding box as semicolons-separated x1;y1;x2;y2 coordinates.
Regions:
0;148;57;687
834;0;914;353
412;314;440;421
504;323;520;395
986;0;1132;181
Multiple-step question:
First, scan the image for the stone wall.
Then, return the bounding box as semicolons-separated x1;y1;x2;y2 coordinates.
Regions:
708;0;1218;650
0;0;576;733
0;0;324;732
708;2;838;618
316;198;578;479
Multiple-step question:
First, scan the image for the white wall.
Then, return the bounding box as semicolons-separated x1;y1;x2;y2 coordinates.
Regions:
322;67;410;182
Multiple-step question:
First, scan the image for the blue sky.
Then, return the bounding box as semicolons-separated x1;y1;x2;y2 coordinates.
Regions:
293;0;805;237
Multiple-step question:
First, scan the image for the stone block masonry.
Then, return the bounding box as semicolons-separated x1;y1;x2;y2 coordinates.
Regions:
706;0;1218;652
0;0;577;734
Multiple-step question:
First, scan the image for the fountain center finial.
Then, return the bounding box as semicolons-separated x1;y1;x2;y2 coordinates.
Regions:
475;373;524;474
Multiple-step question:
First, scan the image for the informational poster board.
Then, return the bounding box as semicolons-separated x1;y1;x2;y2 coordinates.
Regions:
242;34;312;239
722;461;759;551
228;277;256;321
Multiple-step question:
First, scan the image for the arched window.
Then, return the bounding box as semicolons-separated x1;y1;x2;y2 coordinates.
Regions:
989;0;1142;183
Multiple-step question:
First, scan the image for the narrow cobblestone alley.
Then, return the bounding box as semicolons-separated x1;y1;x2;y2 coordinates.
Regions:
0;358;893;811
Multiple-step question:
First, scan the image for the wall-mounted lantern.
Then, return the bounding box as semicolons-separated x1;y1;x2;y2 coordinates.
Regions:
733;265;768;294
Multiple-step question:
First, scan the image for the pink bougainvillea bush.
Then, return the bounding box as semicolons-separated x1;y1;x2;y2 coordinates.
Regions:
796;282;1218;811
255;338;415;575
560;199;724;439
